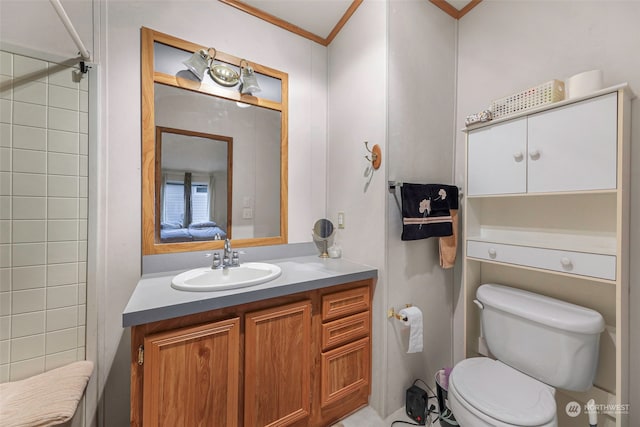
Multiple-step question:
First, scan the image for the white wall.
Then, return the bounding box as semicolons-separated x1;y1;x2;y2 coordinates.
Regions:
327;0;388;415
385;0;457;415
454;2;640;424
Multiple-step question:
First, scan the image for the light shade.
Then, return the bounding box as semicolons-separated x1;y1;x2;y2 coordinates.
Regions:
240;60;261;95
183;48;216;81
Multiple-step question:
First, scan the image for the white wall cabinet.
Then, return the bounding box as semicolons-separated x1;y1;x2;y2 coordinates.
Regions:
463;85;632;427
468;92;618;196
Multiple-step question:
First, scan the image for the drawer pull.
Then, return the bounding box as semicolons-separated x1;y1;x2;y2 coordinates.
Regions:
513;151;524;162
529;149;541;160
488;248;497;259
561;257;573;269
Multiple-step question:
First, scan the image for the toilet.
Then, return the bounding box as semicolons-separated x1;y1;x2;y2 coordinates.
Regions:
449;284;605;427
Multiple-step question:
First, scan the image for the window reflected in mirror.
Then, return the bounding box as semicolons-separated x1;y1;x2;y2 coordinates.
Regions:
156;127;232;243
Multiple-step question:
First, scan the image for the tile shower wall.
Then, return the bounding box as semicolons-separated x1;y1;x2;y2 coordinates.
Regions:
0;51;88;382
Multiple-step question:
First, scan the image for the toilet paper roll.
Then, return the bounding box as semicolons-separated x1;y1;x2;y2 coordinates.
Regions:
400;306;423;353
566;69;603;99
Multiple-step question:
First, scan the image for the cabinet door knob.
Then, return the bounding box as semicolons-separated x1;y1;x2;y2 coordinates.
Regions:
513;151;524;162
529;149;541;160
488;248;497;258
561;257;573;268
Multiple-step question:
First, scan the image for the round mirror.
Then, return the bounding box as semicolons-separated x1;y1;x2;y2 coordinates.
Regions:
312;219;334;258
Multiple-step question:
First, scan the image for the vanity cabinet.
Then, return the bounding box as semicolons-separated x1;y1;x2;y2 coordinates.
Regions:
130;279;373;427
463;85;632;426
467;92;618;196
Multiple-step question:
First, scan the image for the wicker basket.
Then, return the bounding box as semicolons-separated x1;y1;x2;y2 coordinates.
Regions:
491;80;565;119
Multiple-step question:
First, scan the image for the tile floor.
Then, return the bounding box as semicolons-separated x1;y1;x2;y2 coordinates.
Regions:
335;405;423;427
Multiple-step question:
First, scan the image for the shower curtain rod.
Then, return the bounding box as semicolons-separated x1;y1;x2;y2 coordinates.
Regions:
49;0;91;60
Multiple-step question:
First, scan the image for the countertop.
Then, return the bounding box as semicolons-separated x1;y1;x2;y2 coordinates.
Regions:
122;255;377;327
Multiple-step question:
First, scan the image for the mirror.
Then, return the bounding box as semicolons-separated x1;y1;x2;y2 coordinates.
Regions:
312;219;335;258
141;27;288;254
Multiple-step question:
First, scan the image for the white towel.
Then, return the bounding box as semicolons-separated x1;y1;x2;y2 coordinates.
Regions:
0;361;93;427
400;306;423;353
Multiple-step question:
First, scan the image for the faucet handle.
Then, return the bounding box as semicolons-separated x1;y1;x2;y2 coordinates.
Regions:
231;251;240;267
212;252;221;269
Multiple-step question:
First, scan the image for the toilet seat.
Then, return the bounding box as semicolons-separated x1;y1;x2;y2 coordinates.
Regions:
449;358;557;427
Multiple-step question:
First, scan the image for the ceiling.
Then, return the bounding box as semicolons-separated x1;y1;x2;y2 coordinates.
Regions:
219;0;481;46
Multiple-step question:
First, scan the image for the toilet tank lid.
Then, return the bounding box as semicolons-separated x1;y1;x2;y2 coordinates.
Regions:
477;284;605;334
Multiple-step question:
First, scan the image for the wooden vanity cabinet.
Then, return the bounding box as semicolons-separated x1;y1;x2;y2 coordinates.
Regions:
130;279;373;427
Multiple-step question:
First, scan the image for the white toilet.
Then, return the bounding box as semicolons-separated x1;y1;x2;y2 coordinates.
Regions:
449;284;605;427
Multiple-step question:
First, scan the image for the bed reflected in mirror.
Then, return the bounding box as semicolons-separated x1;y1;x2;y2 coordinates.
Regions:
155;127;232;243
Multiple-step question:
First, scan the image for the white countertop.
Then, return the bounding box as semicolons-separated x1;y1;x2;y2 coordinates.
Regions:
122;255;378;327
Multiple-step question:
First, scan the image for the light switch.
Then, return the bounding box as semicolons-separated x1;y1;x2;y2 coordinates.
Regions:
337;212;345;229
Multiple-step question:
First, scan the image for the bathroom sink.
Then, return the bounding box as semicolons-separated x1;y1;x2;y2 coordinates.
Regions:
171;263;282;292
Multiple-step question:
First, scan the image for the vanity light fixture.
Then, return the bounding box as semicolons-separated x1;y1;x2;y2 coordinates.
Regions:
239;59;261;94
183;47;216;81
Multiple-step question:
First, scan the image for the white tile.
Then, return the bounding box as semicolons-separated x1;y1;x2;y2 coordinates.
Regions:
48;175;78;197
79;154;87;177
79;134;88;155
48;66;77;89
48;107;78;132
0;123;10;147
12;242;46;267
14;101;47;128
46;306;77;331
11;311;45;337
9;356;44;380
48;152;78;176
78;219;87;240
11;334;45;362
79;112;88;134
47;263;77;286
45;327;77;354
46;284;77;309
0;268;9;292
47;219;78;241
77;241;87;262
49;85;78;110
77;262;86;282
77;325;85;347
0;339;9;364
47;241;78;264
79;176;87;197
0;316;10;339
76;346;85;360
45;348;77;371
79;90;88;113
48;198;77;219
0;147;9;171
12;220;46;243
0;52;12;76
48;129;78;154
0;220;9;244
12;265;46;290
77;283;86;304
14;56;47;82
0;197;7;220
13;149;46;173
12;288;45;314
13;125;46;151
0;291;10;314
79;197;87;219
77;304;85;326
0;99;11;123
0;244;10;268
0;172;10;196
13;80;46;105
0;75;12;100
12;173;46;196
0;363;8;382
13;197;46;220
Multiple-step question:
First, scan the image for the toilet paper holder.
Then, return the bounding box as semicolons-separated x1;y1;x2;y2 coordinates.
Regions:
388;304;412;321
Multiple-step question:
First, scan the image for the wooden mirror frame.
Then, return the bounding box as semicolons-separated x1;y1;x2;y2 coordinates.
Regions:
141;27;288;255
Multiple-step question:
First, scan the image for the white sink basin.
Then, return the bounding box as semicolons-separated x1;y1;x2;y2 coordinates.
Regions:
171;262;282;291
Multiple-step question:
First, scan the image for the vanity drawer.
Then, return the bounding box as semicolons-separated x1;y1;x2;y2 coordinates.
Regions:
322;311;370;351
322;286;370;321
466;240;616;280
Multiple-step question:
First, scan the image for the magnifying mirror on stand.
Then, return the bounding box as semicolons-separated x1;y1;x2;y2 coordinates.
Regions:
312;219;335;258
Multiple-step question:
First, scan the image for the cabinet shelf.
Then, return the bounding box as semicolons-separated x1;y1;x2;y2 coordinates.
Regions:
466;188;617;200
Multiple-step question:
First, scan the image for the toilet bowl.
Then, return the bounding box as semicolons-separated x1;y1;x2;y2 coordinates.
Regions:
449;284;604;427
448;358;557;427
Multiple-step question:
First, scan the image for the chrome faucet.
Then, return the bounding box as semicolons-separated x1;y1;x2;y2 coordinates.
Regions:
223;238;233;268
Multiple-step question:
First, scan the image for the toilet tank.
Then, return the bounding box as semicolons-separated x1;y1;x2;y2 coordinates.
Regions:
476;284;605;392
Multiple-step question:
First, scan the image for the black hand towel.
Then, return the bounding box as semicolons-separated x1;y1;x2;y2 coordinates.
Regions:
401;183;455;241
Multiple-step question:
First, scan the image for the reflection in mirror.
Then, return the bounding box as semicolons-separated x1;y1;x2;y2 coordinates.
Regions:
156;127;232;243
141;27;288;255
312;219;335;258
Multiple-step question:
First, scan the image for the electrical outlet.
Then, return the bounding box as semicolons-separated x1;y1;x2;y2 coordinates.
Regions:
337;211;345;229
242;208;253;219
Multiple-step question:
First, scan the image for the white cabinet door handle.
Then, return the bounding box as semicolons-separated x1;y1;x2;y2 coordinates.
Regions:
513;151;524;162
488;248;497;258
561;257;573;268
529;149;541;160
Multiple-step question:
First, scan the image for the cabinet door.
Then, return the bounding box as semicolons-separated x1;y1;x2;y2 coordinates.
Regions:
245;300;312;427
527;93;617;192
320;337;371;408
142;318;240;427
467;118;527;196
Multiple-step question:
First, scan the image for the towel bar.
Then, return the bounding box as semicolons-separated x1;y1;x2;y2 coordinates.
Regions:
388;181;463;218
